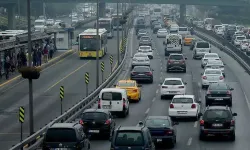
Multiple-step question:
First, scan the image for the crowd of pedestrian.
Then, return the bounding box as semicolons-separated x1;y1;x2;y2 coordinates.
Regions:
0;39;56;80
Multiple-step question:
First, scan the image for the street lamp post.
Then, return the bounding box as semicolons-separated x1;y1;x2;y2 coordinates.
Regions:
96;0;100;88
116;1;120;65
26;0;34;135
121;3;124;54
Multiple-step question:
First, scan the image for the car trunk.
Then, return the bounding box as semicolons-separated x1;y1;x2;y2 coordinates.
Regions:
163;84;184;93
209;90;228;97
172;103;193;110
206;75;221;81
44;142;77;149
148;127;172;136
132;71;151;78
204;119;231;129
101;92;123;111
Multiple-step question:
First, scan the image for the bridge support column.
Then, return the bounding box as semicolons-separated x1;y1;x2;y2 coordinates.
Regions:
179;4;186;25
99;2;106;17
7;5;16;29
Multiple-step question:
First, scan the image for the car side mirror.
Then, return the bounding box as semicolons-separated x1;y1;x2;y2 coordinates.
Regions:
219;56;221;58
152;69;154;71
173;122;179;125
185;57;187;60
184;82;187;85
233;113;237;116
198;112;203;116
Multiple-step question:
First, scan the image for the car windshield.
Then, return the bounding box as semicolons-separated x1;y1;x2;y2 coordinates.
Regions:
117;82;135;87
169;55;183;60
172;98;193;103
197;42;209;48
164;80;182;85
145;118;170;127
81;112;107;120
45;128;77;142
134;54;147;57
102;92;122;101
205;54;218;58
179;27;188;31
205;70;221;75
115;131;144;146
133;67;150;72
209;84;228;90
236;36;245;40
141;37;150;40
203;110;231;120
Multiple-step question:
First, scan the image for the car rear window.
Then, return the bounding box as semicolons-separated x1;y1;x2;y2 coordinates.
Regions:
145;119;170;127
205;54;218;58
45;128;77;142
133;67;150;72
209;84;228;90
117;82;135;87
203;110;231;120
205;70;221;75
139;46;151;50
179;27;188;31
115;131;144;146
141;37;150;40
169;55;183;60
102;92;122;101
172;98;193;103
196;42;209;48
164;80;182;85
81;112;107;120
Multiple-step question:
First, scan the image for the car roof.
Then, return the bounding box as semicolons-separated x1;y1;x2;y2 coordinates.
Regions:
204;68;221;71
209;82;227;87
204;53;218;56
118;126;145;131
146;116;171;120
141;36;149;38
139;46;151;48
134;53;147;56
83;108;109;114
134;66;150;69
169;53;183;56
101;88;126;92
173;95;194;99
50;123;78;128
206;105;230;110
118;80;136;83
164;78;182;81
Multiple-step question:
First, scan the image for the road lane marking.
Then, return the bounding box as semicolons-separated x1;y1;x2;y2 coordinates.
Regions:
187;137;192;146
44;60;91;92
198;82;201;88
160;77;162;81
193;121;197;128
145;108;150;114
152;97;155;102
156;89;159;94
0;50;76;89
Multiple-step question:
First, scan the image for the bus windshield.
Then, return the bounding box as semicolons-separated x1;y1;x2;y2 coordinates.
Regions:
80;37;100;51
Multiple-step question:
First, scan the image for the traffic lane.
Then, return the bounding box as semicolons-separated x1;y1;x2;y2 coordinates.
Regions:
148;33;198;149
0;52;90;149
184;37;250;149
90;28;162;150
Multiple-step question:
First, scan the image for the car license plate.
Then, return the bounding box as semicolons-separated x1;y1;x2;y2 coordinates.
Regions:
157;139;162;142
102;105;111;109
215;98;223;100
177;111;187;114
169;91;177;93
173;62;179;64
212;123;223;127
89;130;100;133
138;74;144;75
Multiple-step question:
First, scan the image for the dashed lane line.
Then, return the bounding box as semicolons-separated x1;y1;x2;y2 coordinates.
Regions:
145;108;150;114
187;137;193;146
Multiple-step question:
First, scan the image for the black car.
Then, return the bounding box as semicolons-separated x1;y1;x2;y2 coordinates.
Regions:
131;66;154;83
78;109;116;139
143;116;178;148
110;125;156;150
167;54;187;73
153;24;162;33
205;83;234;107
199;106;237;141
139;36;152;46
43;123;90;150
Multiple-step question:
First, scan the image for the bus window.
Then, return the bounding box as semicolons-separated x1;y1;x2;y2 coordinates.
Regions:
80;37;100;51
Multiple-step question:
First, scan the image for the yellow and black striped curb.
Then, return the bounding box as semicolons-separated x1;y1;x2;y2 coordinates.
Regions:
19;107;24;123
110;55;113;64
85;72;89;84
101;62;104;72
60;86;64;99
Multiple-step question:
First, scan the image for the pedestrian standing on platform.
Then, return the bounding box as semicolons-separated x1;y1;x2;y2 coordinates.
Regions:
37;48;42;66
49;42;54;59
20;50;27;67
43;43;49;63
33;49;38;66
4;56;10;79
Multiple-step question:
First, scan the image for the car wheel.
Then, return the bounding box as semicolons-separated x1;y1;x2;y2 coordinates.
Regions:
199;133;206;141
201;64;204;68
169;140;175;148
193;56;196;59
205;100;210;106
229;133;235;141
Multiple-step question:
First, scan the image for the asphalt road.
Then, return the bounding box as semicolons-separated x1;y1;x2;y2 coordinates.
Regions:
0;18;123;150
85;23;250;150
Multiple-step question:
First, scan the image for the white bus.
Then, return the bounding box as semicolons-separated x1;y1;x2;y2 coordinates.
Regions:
98;18;114;38
111;13;122;30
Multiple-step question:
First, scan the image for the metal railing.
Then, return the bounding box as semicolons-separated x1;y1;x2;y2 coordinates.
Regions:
9;10;134;150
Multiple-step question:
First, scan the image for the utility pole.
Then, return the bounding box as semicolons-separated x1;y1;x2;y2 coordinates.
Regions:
26;0;34;136
116;0;120;65
43;2;46;19
96;0;100;88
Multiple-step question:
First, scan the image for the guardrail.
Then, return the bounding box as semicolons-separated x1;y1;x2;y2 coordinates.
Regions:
194;26;250;75
9;10;134;150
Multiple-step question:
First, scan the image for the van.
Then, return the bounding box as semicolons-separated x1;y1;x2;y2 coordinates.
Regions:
193;41;211;59
98;88;129;117
178;27;190;38
164;34;182;56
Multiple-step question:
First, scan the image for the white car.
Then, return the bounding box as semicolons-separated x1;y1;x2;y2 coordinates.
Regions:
157;29;168;38
205;60;225;76
240;39;249;51
132;53;150;68
215;27;224;36
201;53;220;68
46;19;54;25
168;95;201;120
160;78;186;98
201;69;224;88
138;46;154;59
233;35;246;47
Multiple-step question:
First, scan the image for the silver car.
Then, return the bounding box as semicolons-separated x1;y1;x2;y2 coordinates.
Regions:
132;53;150;68
201;69;224;88
205;60;225;76
138;46;154;59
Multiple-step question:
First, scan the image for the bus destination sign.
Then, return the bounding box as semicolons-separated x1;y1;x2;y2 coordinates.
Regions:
81;35;97;39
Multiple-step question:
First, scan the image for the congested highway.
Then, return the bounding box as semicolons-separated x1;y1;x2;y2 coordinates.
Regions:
0;17;124;149
85;16;250;150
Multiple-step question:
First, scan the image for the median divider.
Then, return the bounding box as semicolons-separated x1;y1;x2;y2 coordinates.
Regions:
9;11;134;150
193;26;250;75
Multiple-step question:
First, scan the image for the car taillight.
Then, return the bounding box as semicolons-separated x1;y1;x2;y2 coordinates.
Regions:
231;120;235;126
133;89;138;92
123;98;126;107
146;72;152;75
162;86;168;88
98;99;101;109
200;120;204;125
79;119;84;125
227;90;232;95
131;72;136;75
178;86;184;88
165;130;173;135
191;104;196;109
207;90;211;94
168;60;173;64
180;60;185;64
170;104;174;108
219;76;224;80
105;119;111;125
202;76;207;80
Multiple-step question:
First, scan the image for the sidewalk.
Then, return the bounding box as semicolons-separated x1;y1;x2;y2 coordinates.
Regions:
0;50;75;89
